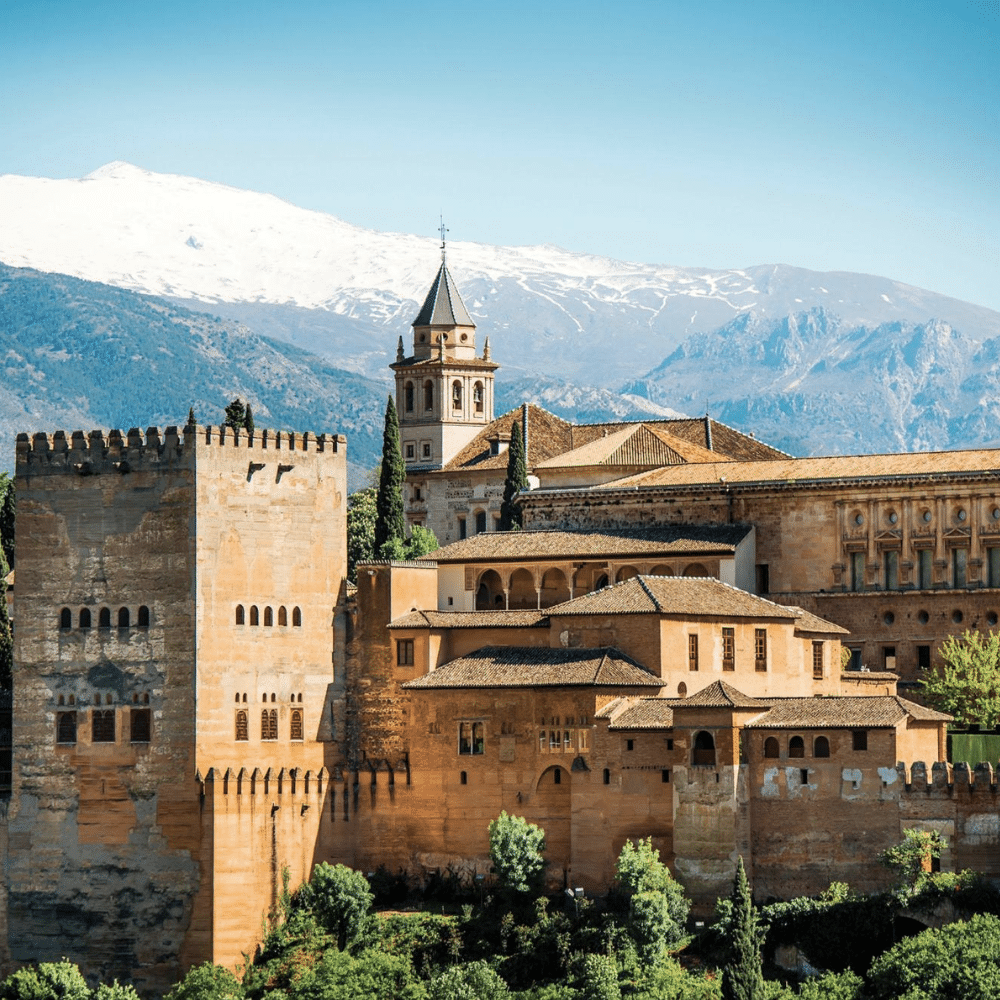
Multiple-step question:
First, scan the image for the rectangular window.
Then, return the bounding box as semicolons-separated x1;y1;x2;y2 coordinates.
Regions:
850;551;866;592
756;564;769;595
883;646;896;671
754;628;767;672
396;639;414;666
405;443;415;459
92;709;115;743
953;547;968;588
722;627;735;671
989;547;1000;588
852;729;868;752
422;443;431;458
884;550;899;590
917;549;933;590
563;730;571;751
661;769;670;783
539;731;546;752
578;729;589;752
917;645;931;670
458;518;467;539
626;739;634;752
688;633;699;672
550;731;559;750
57;711;77;744
130;708;151;743
846;647;862;672
459;722;472;755
812;641;824;680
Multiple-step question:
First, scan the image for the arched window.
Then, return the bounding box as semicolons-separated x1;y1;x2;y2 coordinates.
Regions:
452;380;463;409
814;736;830;758
291;709;303;741
278;606;287;626
235;711;248;741
57;712;77;744
118;607;130;628
594;574;609;591
404;381;414;412
764;736;780;758
268;709;278;740
92;710;115;743
677;682;687;697
789;736;805;759
137;605;150;627
79;608;91;629
692;730;716;766
423;380;434;411
98;607;111;629
235;605;245;625
264;606;273;627
250;606;259;626
473;381;484;412
60;608;72;629
293;606;302;627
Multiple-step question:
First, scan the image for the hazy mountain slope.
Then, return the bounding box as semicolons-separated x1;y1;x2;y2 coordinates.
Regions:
628;308;1000;456
0;264;387;485
4;163;999;389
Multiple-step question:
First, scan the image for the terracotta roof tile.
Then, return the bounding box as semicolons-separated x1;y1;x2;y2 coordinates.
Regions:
592;449;1000;492
535;423;723;470
674;679;769;709
546;576;800;619
426;525;751;563
402;645;663;689
786;607;851;635
443;405;575;472
747;695;951;728
606;698;677;730
389;610;548;629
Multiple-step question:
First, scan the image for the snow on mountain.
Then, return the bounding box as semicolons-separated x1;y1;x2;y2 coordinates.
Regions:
4;163;999;390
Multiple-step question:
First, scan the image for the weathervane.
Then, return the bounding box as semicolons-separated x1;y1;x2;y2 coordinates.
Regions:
439;216;448;262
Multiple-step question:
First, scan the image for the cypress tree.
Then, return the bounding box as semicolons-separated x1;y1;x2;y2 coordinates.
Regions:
186;406;196;426
0;552;12;691
499;418;527;531
0;478;14;570
244;403;255;434
374;395;406;557
722;857;765;1000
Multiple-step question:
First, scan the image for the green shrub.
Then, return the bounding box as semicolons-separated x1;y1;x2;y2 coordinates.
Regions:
428;960;510;1000
0;961;91;1000
297;863;374;951
165;962;244;1000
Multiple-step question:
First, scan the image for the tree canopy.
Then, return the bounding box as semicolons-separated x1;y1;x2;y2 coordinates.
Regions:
488;811;546;893
0;474;14;570
921;628;1000;727
347;488;377;583
499;418;527;531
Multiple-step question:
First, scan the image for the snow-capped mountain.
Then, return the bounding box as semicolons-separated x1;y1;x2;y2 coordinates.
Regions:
4;163;999;389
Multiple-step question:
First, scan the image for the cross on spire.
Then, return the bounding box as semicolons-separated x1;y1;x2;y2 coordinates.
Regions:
439;216;448;261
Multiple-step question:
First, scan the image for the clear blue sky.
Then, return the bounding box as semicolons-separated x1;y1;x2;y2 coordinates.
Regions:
2;0;998;309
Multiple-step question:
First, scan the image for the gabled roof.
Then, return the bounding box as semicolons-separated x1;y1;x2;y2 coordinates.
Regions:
402;645;662;689
545;575;798;620
425;525;750;563
535;423;723;470
389;610;548;629
786;606;851;635
606;698;676;730
443;404;575;472
412;262;475;328
675;679;770;710
747;695;951;728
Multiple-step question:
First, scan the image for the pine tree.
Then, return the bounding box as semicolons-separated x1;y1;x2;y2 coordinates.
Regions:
224;398;245;431
722;857;765;1000
374;396;406;557
0;476;14;570
499;418;527;531
243;402;255;434
186;406;196;426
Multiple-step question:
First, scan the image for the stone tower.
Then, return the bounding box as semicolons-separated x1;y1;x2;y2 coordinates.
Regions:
391;249;498;476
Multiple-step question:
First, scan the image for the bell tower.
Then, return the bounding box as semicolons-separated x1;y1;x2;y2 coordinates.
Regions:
391;232;498;472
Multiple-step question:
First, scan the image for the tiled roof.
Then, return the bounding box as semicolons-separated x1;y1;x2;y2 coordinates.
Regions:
425;525;750;563
675;679;770;709
412;262;475;327
389;610;548;629
546;576;799;620
535;423;723;470
443;404;576;472
593;449;1000;492
786;607;851;635
841;670;899;681
747;696;951;728
402;646;663;689
606;698;677;730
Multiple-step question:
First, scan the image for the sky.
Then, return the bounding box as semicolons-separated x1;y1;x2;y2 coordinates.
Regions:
2;0;998;310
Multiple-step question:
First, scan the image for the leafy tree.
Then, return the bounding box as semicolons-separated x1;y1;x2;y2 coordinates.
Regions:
878;828;946;895
721;858;764;1000
488;811;546;893
428;960;510;1000
921;629;1000;727
628;891;672;967
243;402;254;434
0;961;90;1000
298;862;374;951
374;396;406;557
868;913;1000;1000
499;419;527;531
276;947;426;1000
0;474;14;569
93;983;142;1000
223;398;246;431
347;488;377;583
579;953;621;1000
164;962;244;1000
615;837;690;941
405;524;439;559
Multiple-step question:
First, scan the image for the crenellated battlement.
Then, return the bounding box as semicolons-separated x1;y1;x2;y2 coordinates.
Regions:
897;760;1000;792
15;423;346;475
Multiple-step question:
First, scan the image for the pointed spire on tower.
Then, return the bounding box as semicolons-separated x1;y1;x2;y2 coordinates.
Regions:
396;336;405;363
483;337;491;361
439;216;448;262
